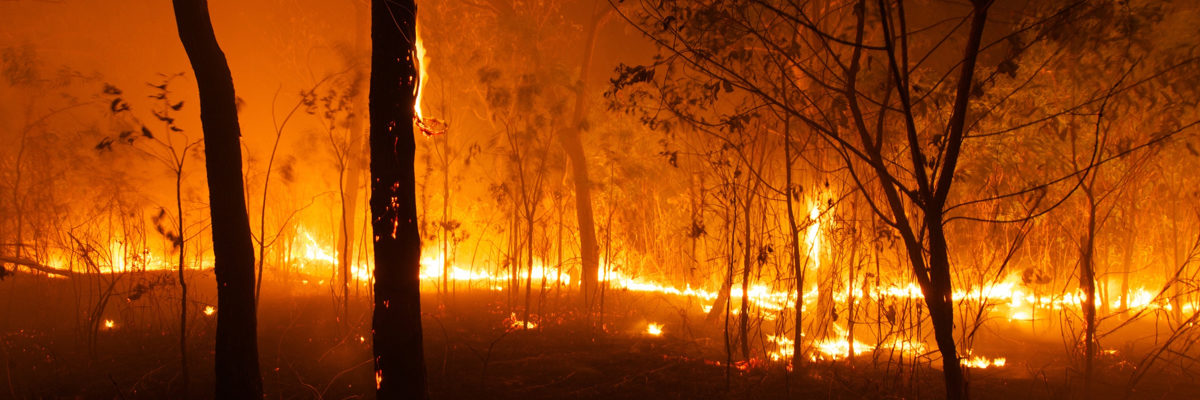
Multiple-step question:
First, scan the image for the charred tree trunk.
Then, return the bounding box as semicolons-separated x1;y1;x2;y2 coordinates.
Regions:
1081;186;1098;396
783;123;807;371
925;221;965;400
170;0;262;397
370;0;428;397
174;169;189;395
738;180;753;361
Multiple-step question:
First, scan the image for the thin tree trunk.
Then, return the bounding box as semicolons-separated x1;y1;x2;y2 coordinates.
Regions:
370;0;427;397
524;212;534;329
846;233;858;364
1082;186;1098;397
739;181;753;361
171;0;262;397
1119;196;1136;312
175;172;189;396
783;123;807;371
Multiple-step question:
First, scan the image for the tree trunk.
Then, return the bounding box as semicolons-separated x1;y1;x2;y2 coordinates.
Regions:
175;171;189;396
1119;196;1136;312
783;124;807;371
370;0;428;397
738;181;753;361
925;222;965;400
1081;187;1098;397
561;6;610;308
171;0;262;398
338;0;370;307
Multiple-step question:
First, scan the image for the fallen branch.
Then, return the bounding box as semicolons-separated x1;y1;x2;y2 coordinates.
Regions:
0;256;74;278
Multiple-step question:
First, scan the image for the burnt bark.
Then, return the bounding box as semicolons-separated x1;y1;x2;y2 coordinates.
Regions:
170;0;262;398
1081;185;1098;396
370;0;428;398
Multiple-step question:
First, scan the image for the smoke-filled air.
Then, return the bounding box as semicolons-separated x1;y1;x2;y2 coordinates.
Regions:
2;0;1200;399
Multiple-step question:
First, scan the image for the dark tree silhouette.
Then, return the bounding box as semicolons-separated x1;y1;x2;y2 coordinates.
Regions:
370;0;428;398
170;0;263;398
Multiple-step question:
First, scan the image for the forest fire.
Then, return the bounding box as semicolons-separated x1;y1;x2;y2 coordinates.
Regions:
4;0;1200;399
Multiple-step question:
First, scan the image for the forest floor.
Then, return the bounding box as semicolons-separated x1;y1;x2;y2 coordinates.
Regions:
1;270;1197;399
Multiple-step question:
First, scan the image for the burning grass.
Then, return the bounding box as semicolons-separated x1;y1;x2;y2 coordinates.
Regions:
3;268;1198;399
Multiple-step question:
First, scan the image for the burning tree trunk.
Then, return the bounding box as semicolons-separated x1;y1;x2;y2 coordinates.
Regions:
170;0;262;397
369;0;428;397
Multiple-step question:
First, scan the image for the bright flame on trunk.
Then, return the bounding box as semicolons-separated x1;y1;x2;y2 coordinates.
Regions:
414;24;428;119
805;205;821;270
646;323;663;336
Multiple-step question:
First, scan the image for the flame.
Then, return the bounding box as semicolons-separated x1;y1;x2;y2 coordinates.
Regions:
298;227;337;266
961;354;1006;369
39;218;1184;374
767;334;795;361
414;23;428;119
811;325;873;361
506;312;537;331
418;253;570;289
805;205;821;270
646;323;663;336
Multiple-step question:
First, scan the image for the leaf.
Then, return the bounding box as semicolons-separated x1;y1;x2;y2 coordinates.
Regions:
109;98;128;113
151;110;174;124
103;83;122;95
170;101;184;111
141;126;154;139
95;137;114;151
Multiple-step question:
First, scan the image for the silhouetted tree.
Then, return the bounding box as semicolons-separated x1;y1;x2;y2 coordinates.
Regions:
170;0;262;398
370;0;428;398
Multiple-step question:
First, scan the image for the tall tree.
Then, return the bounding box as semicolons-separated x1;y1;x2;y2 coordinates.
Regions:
170;0;262;398
370;0;428;398
609;0;994;397
562;3;610;310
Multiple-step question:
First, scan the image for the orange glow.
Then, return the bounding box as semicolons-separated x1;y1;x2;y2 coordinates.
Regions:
646;323;663;336
505;312;537;331
961;354;1007;369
